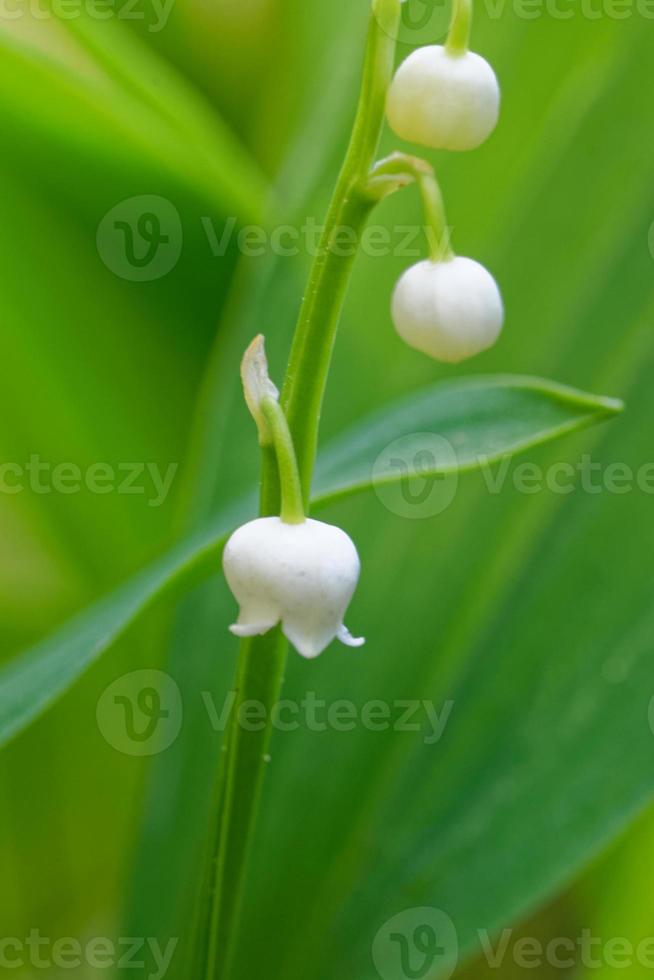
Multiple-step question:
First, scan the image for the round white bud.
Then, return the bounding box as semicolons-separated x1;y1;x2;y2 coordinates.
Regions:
386;46;500;152
223;516;364;660
391;257;504;363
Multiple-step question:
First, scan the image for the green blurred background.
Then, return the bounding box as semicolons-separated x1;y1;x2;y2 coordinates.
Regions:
1;0;654;977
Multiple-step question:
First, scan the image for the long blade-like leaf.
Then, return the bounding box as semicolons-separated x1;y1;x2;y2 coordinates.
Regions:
314;375;622;502
0;377;618;749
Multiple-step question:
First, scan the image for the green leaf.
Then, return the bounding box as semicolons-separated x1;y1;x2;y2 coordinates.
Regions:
313;375;622;503
0;21;267;221
0;376;618;748
59;15;271;220
0;510;238;750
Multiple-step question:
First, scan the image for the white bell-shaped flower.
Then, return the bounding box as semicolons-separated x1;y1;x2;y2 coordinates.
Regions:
387;46;500;152
223;516;364;659
392;256;504;363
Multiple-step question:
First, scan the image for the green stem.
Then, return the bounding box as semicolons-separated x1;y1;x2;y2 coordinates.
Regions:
260;398;305;524
204;400;299;980
204;628;287;980
446;0;473;56
281;0;402;508
418;171;454;262
203;3;400;977
367;153;454;261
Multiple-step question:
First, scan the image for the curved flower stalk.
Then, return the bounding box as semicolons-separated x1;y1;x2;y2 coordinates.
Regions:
368;153;504;362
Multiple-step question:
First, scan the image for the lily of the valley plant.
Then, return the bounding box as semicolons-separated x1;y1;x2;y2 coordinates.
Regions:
224;0;504;663
199;2;619;978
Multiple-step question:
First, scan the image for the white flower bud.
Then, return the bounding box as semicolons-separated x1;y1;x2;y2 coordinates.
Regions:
391;257;504;363
241;334;279;446
223;516;364;659
386;46;500;152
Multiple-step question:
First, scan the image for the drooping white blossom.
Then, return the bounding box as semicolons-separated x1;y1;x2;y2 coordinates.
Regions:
391;256;504;363
223;516;364;659
386;46;500;152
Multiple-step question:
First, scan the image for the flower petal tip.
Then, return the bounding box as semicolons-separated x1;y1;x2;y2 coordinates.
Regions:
229;622;274;639
285;634;325;660
337;625;366;649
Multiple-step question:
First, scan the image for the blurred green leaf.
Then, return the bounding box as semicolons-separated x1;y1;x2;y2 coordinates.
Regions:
0;377;617;757
0;0;270;956
61;15;271;215
0;509;236;751
0;20;268;221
